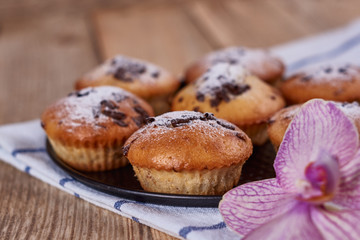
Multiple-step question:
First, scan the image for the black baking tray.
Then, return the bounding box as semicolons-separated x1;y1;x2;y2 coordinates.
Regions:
47;140;276;207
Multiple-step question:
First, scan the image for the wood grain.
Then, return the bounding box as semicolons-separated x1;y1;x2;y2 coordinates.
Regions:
93;2;213;75
0;13;98;125
1;0;360;239
0;9;177;240
186;0;360;48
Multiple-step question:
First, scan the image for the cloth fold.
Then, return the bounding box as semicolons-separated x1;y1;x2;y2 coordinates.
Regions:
1;19;360;240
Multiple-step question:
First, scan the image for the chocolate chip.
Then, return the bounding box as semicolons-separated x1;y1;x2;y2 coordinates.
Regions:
152;71;160;78
196;92;205;102
178;97;183;103
229;59;238;64
138;67;146;74
203;76;209;81
324;67;333;73
193;106;200;112
217;75;225;80
146;117;155;123
216;120;235;130
200;112;215;121
100;100;118;110
268;119;275;125
69;89;94;98
133;106;149;118
132;116;146;127
92;106;101;118
301;75;312;82
102;109;126;120
235;132;246;141
270;95;276;100
111;58;117;65
113;120;128;127
339;67;347;74
113;62;147;82
122;145;130;156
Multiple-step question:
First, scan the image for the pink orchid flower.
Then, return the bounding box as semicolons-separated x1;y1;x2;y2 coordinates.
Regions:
219;99;360;239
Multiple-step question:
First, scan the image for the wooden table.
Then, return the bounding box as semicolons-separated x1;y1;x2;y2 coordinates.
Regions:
1;0;360;238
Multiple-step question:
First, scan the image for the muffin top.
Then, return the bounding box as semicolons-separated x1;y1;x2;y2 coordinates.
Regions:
123;111;253;171
75;55;180;99
280;63;360;104
41;86;154;146
173;63;285;126
185;46;284;84
267;101;360;149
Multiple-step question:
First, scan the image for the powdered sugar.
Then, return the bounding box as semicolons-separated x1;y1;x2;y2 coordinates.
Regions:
86;55;162;83
194;63;251;107
52;86;147;131
205;46;283;78
290;63;360;86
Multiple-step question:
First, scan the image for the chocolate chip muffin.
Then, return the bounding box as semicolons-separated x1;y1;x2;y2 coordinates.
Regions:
267;101;360;150
123;111;253;195
75;55;180;115
172;63;285;145
185;46;284;84
280;63;360;104
41;86;154;171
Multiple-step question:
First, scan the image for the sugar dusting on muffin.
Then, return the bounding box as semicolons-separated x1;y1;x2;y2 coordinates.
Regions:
290;63;360;85
108;56;160;82
53;87;150;131
85;55;162;84
123;111;248;157
194;63;251;107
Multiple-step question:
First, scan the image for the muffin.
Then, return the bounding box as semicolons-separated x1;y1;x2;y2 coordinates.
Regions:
185;46;284;85
123;111;253;195
172;63;285;145
280;63;360;104
267;101;360;150
75;55;180;115
41;86;154;172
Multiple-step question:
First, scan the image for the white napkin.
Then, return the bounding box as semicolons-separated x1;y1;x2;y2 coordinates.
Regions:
1;18;360;240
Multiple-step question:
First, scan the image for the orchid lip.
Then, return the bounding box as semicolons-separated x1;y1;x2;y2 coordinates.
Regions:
297;149;340;203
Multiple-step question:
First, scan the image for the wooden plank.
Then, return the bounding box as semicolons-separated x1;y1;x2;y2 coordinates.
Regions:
0;11;176;240
185;0;360;48
0;162;175;239
93;2;213;75
0;13;98;125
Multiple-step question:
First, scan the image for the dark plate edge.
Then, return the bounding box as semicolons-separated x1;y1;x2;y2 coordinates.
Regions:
46;140;222;208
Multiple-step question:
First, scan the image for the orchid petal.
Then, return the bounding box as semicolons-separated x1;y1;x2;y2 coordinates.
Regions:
311;207;360;240
243;203;324;240
332;148;360;210
275;99;359;192
219;179;297;236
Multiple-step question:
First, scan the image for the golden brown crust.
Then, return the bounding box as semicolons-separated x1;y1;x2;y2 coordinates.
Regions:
267;104;301;150
173;64;285;126
124;111;253;171
41;86;154;148
280;63;360;104
75;55;180;100
185;46;285;84
267;101;360;150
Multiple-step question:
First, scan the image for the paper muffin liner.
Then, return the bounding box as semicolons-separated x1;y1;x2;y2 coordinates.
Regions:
240;122;268;145
48;138;128;172
132;163;244;195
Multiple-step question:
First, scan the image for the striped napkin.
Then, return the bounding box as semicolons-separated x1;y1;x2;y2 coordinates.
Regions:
1;18;360;240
